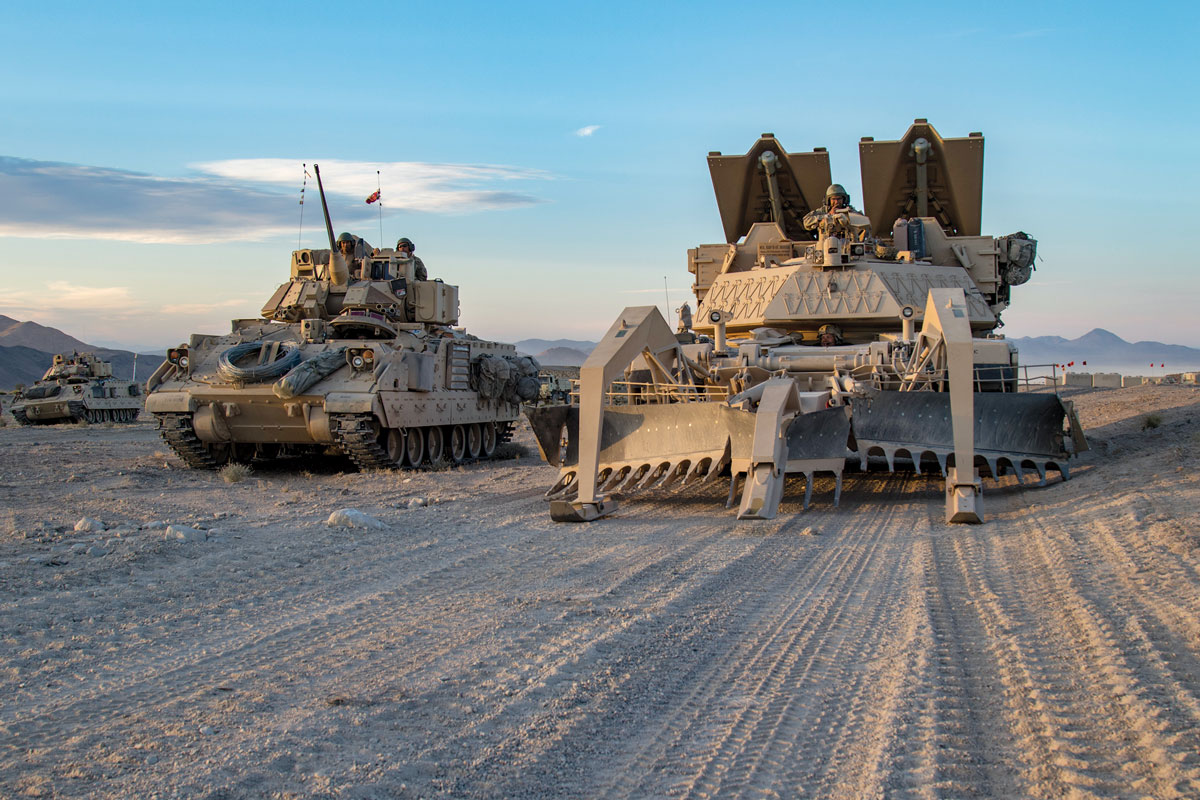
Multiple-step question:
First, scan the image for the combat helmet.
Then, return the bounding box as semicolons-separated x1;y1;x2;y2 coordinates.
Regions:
818;323;844;344
824;184;850;208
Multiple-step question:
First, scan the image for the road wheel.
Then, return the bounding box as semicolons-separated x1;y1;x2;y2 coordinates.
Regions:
466;423;482;459
404;428;425;466
386;429;406;466
426;426;446;466
481;421;497;458
448;425;466;464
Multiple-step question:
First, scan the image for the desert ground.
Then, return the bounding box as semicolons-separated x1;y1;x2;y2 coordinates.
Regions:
1;384;1198;799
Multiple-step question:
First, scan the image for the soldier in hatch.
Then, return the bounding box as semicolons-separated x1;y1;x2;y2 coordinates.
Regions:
336;232;362;276
817;323;844;347
395;237;428;281
802;184;860;231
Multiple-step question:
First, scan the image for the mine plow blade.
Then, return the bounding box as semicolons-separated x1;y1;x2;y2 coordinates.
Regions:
529;403;734;509
849;392;1073;485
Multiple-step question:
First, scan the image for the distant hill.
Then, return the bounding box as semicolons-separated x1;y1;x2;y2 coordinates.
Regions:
1008;328;1200;372
515;338;597;357
535;346;590;367
0;314;94;353
0;344;57;390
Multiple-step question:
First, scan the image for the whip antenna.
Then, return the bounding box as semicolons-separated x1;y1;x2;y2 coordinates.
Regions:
376;169;383;245
297;162;310;249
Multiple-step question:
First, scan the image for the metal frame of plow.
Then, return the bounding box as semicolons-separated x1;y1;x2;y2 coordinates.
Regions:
916;288;983;523
549;306;681;522
735;379;802;520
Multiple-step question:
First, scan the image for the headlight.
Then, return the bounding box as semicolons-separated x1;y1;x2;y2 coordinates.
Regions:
709;311;722;323
351;355;365;369
178;356;189;368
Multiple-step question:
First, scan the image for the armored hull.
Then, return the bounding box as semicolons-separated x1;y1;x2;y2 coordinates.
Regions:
12;353;143;425
146;318;528;469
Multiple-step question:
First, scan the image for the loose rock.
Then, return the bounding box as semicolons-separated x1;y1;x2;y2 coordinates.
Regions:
326;509;388;530
167;525;207;543
75;517;106;533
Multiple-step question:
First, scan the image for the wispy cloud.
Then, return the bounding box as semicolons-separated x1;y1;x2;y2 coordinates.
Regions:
0;281;137;312
574;125;601;137
160;299;247;315
0;155;551;244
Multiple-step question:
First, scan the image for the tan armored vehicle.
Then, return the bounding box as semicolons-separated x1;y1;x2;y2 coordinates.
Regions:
12;352;143;425
146;165;537;470
526;120;1086;524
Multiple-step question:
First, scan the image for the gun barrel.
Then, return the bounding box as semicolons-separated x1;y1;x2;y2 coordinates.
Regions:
313;163;350;285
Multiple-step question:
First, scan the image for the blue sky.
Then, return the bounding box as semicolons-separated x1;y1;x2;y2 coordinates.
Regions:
1;0;1197;351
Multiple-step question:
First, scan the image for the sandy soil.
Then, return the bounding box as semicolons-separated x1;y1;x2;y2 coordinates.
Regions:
1;384;1198;799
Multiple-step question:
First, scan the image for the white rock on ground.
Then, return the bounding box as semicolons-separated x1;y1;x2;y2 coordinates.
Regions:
326;509;388;530
166;525;207;543
74;517;106;532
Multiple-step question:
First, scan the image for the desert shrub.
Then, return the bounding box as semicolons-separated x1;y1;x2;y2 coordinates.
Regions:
220;463;253;484
1141;413;1163;431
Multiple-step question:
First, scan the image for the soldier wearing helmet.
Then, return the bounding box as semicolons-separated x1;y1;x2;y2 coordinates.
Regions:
395;237;428;281
335;231;363;277
803;183;861;231
817;323;844;347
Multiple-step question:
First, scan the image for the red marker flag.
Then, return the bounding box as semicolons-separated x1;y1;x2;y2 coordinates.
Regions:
365;190;381;204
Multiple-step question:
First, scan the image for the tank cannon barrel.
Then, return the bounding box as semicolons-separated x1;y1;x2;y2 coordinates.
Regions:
313;163;350;285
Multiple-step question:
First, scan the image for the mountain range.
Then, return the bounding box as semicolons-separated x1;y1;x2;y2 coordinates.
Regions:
1007;328;1200;372
2;318;1197;390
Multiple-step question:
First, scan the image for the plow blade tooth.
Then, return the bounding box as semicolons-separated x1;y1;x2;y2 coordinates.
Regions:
984;456;1000;480
681;456;717;487
662;460;691;489
546;470;579;501
614;464;651;494
638;462;673;492
1035;462;1048;485
598;466;630;493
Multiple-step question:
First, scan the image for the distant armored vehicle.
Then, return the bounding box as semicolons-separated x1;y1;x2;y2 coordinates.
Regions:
146;164;537;470
526;120;1086;524
12;352;143;425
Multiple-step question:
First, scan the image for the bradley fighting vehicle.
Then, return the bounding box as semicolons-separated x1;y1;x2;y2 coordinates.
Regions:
526;120;1087;524
145;165;538;469
11;352;143;425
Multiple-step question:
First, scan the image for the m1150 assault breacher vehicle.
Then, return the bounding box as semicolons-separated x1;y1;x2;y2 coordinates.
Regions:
526;120;1086;524
146;164;538;469
11;352;143;425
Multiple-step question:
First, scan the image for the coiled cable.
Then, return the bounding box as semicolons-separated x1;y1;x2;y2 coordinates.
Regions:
218;341;303;382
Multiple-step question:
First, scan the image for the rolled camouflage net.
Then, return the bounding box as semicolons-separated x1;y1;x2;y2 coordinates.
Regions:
273;347;348;399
